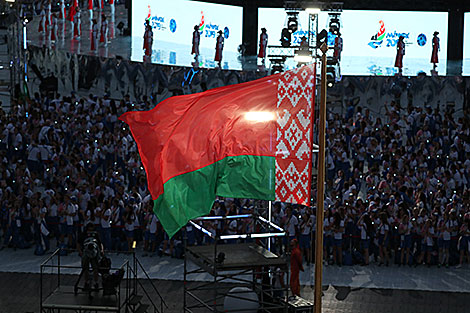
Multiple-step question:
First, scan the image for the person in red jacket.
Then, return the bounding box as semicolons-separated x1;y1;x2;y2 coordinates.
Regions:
143;20;153;57
192;25;200;59
290;238;304;297
334;32;343;62
394;35;405;74
431;31;440;70
258;28;268;61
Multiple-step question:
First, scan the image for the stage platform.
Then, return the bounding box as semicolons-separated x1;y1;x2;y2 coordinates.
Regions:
42;285;123;312
186;243;286;274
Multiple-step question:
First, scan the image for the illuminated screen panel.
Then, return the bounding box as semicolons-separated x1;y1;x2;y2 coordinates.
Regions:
131;0;242;69
463;13;470;75
258;9;448;76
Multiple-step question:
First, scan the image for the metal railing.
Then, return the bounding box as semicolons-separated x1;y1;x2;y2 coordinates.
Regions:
129;258;169;313
39;248;138;313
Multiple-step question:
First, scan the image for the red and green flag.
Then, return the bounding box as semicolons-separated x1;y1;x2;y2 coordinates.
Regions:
120;65;315;237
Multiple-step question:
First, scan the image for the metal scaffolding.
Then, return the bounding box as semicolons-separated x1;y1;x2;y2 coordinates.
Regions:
183;213;289;313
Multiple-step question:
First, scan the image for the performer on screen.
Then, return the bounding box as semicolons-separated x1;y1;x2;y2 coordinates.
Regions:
334;32;343;62
109;0;115;16
91;19;99;52
74;7;81;40
98;0;104;12
394;35;405;74
60;0;66;20
109;7;115;40
143;20;153;57
88;0;93;20
214;30;224;68
45;0;51;31
38;4;45;33
431;31;440;69
100;14;108;46
51;14;58;42
258;28;268;62
69;0;78;35
192;25;200;59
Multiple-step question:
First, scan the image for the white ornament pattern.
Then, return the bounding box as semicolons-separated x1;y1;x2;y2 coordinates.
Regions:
275;65;315;206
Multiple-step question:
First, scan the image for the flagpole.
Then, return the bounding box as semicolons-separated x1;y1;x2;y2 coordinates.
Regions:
268;200;272;251
314;42;328;313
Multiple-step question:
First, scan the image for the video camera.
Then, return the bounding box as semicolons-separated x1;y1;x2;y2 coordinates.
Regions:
83;235;100;260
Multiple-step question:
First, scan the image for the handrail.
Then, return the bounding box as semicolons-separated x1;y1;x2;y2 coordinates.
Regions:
127;264;164;313
40;248;60;267
135;257;169;309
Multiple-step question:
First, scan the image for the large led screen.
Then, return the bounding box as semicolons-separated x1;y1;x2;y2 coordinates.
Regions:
131;0;243;69
463;13;470;76
259;9;448;76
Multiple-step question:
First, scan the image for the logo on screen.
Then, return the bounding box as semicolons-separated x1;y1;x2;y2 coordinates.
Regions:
199;11;205;33
368;20;386;49
417;34;427;46
169;19;177;33
224;27;229;39
150;15;166;31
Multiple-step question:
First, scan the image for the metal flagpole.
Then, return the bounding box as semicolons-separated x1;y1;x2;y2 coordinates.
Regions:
268;200;272;251
314;42;328;313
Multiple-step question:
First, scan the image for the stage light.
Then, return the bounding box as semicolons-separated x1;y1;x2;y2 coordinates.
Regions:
328;14;341;36
287;16;298;33
316;29;328;48
306;8;321;14
326;58;338;88
280;27;291;47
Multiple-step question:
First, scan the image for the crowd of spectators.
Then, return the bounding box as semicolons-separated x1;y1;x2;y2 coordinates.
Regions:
0;92;170;256
1;90;470;269
316;102;470;268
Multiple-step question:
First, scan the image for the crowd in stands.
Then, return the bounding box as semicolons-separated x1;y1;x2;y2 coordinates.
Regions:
316;102;470;268
1;91;470;269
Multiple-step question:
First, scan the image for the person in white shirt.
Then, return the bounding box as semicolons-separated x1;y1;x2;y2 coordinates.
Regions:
377;212;390;266
323;210;333;265
27;143;41;175
284;207;298;252
357;213;372;266
65;197;77;248
124;207;136;251
399;214;413;266
38;208;50;252
332;212;344;266
438;212;451;268
100;203;112;250
299;211;313;265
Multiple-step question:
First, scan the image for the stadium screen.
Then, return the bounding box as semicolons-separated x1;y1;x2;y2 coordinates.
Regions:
258;9;448;76
463;13;470;76
131;0;243;69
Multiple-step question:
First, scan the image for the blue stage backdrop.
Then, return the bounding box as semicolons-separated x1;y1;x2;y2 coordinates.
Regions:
258;9;448;76
131;0;243;69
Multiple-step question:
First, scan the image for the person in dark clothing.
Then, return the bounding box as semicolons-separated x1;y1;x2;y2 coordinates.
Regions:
77;223;103;289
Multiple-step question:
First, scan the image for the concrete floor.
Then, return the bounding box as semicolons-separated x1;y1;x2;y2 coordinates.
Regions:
0;272;469;313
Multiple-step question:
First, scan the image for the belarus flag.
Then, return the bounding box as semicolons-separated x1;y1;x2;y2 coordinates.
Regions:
120;66;316;237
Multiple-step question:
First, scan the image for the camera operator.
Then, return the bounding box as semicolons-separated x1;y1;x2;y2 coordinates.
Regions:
77;222;104;290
